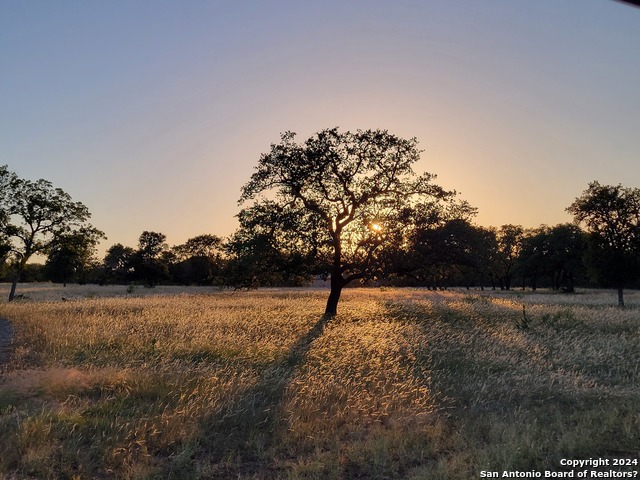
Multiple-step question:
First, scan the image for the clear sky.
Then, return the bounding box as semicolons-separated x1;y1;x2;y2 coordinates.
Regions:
2;1;639;254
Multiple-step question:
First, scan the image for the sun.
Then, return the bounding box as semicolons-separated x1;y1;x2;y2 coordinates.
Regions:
371;223;382;232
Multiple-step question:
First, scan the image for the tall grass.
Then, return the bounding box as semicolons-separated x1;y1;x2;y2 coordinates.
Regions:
0;287;638;479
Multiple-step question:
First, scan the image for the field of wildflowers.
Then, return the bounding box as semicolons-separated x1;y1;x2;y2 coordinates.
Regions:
0;284;638;479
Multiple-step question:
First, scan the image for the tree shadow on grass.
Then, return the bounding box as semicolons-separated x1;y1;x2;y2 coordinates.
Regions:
390;296;640;474
195;313;333;479
0;318;14;372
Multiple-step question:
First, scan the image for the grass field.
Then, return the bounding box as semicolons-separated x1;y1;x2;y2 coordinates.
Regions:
0;284;639;479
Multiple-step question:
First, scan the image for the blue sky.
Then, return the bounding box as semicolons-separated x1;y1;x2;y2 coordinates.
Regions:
2;1;639;253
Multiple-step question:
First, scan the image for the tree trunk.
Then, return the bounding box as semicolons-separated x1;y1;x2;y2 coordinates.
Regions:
9;261;27;302
8;278;18;302
565;273;574;293
324;273;344;316
617;287;624;307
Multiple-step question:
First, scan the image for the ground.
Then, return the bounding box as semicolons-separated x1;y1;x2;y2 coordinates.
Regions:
0;318;13;366
0;283;638;479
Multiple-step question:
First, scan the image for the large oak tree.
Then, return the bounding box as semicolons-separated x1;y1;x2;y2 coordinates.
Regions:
238;128;455;315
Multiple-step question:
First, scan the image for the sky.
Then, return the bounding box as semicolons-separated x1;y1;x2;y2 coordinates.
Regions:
2;1;640;254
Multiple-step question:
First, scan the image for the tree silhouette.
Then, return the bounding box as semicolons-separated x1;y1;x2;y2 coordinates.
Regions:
2;173;97;301
393;214;483;289
133;231;169;287
102;243;136;284
545;224;586;292
567;181;640;306
494;224;525;290
225;200;324;289
239;128;454;315
174;234;222;259
45;226;105;286
172;234;224;285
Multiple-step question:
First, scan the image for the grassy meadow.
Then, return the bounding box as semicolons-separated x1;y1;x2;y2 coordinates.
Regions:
0;284;639;479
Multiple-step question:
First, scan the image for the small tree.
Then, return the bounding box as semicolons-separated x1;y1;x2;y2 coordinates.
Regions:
45;226;105;286
494;224;525;290
174;234;223;259
516;227;548;291
172;234;224;285
132;231;169;287
567;181;640;306
398;214;483;289
239;128;455;315
515;224;586;292
226;204;319;289
545;223;586;292
3;175;97;301
102;243;136;284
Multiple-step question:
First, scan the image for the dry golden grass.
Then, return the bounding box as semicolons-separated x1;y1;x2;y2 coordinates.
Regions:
0;285;638;479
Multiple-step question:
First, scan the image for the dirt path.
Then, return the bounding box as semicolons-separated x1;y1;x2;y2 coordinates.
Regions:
0;318;14;367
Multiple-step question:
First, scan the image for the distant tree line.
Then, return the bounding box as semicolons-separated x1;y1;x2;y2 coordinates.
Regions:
6;214;638;306
2;129;640;309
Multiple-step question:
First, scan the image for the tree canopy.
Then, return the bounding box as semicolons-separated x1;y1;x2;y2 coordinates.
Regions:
238;127;463;315
567;181;640;306
133;231;170;287
102;243;136;284
45;226;105;286
1;168;100;300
